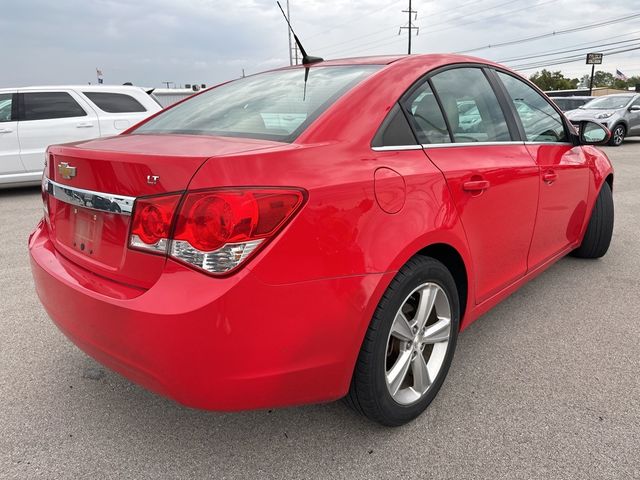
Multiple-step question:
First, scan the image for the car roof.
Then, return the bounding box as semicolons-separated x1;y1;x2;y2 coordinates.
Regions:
272;54;507;76
0;85;147;93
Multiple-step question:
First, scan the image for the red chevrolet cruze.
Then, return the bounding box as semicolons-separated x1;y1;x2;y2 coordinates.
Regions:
29;54;614;426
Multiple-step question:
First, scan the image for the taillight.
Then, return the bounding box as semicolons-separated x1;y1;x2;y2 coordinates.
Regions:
128;188;305;275
129;194;182;253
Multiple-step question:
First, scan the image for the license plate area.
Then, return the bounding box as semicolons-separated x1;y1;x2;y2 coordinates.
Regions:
71;207;103;256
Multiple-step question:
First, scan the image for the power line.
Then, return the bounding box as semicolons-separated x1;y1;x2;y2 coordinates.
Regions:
497;36;640;63
325;0;558;58
509;44;640;71
456;12;640;54
317;0;523;56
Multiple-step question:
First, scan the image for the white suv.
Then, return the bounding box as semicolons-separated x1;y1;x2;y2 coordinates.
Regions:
0;85;162;188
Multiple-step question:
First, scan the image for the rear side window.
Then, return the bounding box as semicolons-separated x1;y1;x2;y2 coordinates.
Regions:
402;81;451;144
83;92;146;113
22;92;86;121
0;94;12;122
430;68;512;143
134;66;380;142
497;72;567;143
372;104;418;147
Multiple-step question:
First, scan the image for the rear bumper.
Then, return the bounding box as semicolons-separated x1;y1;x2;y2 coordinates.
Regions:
29;220;391;410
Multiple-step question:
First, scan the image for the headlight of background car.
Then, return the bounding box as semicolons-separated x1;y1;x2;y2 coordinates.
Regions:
596;112;614;119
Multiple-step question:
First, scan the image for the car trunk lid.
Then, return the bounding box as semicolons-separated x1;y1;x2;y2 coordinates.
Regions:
45;134;283;288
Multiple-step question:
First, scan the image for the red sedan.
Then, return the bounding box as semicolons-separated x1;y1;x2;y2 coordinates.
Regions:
29;55;614;426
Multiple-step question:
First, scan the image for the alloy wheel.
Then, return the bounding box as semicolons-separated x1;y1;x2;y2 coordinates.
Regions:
385;282;452;405
613;126;625;146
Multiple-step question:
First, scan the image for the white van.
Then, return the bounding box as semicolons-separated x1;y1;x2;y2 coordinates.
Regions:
0;85;162;188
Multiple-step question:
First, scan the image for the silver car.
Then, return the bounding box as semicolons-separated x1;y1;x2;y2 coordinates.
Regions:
565;93;640;146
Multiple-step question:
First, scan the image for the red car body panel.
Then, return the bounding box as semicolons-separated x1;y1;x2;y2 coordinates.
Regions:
29;54;613;410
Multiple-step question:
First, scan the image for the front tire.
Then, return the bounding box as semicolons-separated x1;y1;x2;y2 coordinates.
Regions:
572;181;614;258
345;256;460;426
608;124;626;146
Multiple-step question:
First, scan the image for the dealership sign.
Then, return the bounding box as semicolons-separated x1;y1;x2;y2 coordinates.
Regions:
586;53;603;65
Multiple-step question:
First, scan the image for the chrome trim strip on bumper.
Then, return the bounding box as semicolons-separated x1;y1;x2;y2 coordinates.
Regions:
44;177;136;216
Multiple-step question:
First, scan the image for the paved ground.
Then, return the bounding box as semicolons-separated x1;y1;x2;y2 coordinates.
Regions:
1;141;639;480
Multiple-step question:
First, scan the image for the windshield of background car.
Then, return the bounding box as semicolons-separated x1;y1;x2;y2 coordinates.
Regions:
582;96;633;110
134;66;381;142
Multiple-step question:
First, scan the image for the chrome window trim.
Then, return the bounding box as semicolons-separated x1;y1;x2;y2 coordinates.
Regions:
523;141;574;146
44;177;136;216
371;145;423;151
421;141;525;149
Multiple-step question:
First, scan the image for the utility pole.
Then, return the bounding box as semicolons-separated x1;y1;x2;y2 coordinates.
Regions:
162;81;174;89
399;0;419;54
286;0;299;65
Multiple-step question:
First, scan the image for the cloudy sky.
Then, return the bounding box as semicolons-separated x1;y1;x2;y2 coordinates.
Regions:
1;0;639;88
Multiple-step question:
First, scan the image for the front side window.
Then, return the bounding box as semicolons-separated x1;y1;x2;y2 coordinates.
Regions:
134;66;380;142
22;92;86;121
83;92;146;113
430;68;512;143
0;94;12;122
497;72;567;143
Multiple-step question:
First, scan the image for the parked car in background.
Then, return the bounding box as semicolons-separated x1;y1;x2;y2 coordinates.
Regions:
565;93;640;146
550;96;593;112
30;55;614;426
0;86;162;187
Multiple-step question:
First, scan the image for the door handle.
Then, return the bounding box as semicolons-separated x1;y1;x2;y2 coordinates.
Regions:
0;128;12;134
543;171;558;184
76;122;94;128
462;180;490;192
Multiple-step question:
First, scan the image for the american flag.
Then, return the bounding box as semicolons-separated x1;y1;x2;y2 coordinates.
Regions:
615;69;628;81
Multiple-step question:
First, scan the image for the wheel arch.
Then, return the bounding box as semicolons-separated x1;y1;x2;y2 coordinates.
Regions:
415;243;469;325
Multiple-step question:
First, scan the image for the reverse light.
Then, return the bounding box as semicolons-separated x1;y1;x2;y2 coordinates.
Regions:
128;188;305;275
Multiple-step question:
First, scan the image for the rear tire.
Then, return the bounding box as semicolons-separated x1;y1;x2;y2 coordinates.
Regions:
345;256;459;426
608;124;625;146
572;181;614;259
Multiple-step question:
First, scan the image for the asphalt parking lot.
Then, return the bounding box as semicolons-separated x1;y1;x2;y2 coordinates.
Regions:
1;141;639;480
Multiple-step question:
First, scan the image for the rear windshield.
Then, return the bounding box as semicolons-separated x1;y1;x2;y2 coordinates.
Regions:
134;66;380;142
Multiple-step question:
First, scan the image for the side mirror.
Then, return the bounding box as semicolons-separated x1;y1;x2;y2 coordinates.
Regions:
578;120;610;146
629;105;640;112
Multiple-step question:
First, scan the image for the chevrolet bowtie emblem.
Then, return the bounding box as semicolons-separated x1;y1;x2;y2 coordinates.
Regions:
58;162;77;180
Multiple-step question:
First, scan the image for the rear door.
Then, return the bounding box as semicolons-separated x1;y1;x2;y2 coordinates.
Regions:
402;66;539;304
80;89;160;136
0;92;23;176
494;70;589;268
17;90;99;173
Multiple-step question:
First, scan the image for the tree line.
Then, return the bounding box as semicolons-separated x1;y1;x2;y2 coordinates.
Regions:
529;69;640;91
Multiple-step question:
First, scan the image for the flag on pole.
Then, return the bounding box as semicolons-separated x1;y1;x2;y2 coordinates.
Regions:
615;69;628;81
96;68;104;84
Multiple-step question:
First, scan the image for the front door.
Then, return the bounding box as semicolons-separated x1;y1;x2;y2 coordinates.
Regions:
628;97;640;136
17;90;99;173
495;71;590;268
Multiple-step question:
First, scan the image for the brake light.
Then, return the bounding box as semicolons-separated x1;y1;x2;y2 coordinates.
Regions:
128;188;305;274
129;194;181;253
171;189;304;274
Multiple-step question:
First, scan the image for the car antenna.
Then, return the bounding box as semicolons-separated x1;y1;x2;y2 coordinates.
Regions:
276;1;324;65
276;2;322;101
